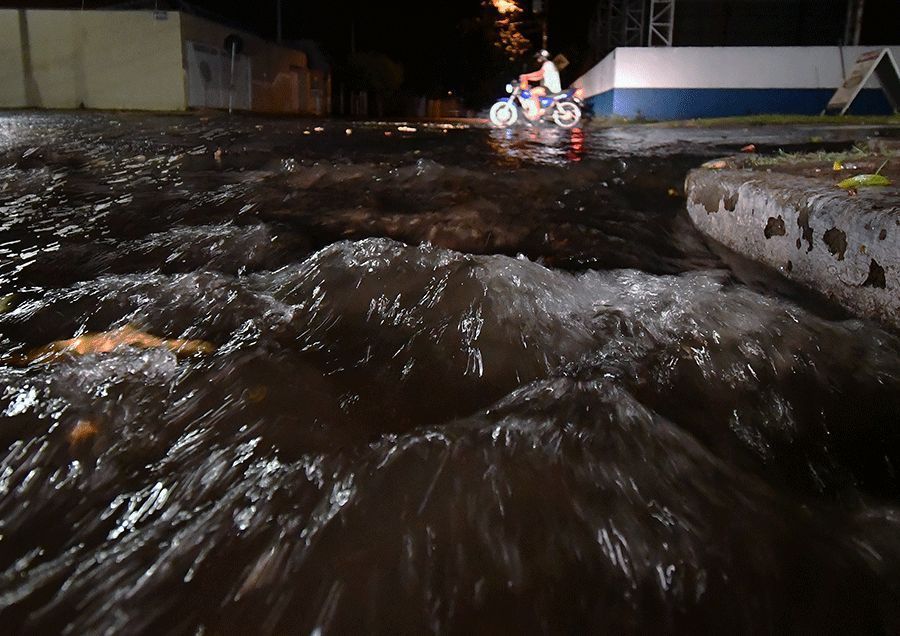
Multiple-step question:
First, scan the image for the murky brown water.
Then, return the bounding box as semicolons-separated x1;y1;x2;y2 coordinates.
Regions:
1;112;899;634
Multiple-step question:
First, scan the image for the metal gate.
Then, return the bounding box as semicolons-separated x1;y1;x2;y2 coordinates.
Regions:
185;41;251;110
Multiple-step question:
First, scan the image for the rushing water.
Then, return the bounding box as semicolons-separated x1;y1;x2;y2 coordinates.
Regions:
0;112;899;634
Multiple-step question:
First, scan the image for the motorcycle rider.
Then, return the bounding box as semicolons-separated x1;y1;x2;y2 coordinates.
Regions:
519;49;561;121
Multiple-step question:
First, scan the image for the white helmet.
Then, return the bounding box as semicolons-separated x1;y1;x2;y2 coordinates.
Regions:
535;49;550;62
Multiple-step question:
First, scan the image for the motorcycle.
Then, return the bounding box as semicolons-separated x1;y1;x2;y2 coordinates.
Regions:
489;80;583;129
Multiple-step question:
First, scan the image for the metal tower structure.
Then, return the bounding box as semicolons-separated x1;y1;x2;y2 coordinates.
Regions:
647;0;675;46
590;1;677;58
604;0;647;48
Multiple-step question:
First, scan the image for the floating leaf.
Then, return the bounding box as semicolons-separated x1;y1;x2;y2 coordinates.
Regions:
68;419;99;447
0;293;14;313
833;161;843;171
702;159;728;170
837;174;892;189
16;325;216;366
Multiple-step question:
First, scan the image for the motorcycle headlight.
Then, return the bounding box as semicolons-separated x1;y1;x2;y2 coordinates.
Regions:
505;83;513;94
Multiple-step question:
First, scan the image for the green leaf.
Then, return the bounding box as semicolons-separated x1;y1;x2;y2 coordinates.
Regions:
837;173;892;189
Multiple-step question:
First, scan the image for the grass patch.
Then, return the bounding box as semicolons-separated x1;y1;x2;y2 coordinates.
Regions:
746;146;898;167
652;113;900;127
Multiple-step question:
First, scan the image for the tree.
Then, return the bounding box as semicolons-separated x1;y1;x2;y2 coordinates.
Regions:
345;52;404;94
344;52;404;116
484;0;532;61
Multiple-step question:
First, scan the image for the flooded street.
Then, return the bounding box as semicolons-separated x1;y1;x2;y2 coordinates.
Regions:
1;112;899;633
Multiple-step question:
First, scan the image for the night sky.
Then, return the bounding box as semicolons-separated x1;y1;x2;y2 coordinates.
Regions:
175;0;603;95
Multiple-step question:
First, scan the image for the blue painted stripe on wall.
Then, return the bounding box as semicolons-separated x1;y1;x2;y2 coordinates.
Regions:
586;88;894;120
586;90;615;117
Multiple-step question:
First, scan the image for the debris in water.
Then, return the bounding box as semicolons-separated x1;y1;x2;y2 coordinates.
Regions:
740;144;756;153
15;325;216;365
247;385;268;403
68;419;99;447
0;293;14;313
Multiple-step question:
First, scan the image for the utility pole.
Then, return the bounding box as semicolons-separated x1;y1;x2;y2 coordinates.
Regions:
276;0;283;44
542;0;549;50
852;0;864;46
534;0;548;49
844;0;865;46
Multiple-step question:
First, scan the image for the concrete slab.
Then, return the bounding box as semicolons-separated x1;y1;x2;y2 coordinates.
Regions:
685;151;899;329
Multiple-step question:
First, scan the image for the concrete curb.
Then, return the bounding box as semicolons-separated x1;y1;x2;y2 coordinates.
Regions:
685;167;899;330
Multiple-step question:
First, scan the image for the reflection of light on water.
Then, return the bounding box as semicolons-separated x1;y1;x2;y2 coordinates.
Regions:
568;127;585;163
353;121;471;132
487;125;588;166
0;116;24;153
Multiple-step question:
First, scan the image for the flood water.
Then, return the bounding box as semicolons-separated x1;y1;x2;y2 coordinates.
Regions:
1;112;899;634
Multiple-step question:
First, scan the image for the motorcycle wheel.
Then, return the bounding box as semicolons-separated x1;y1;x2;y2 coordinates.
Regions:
552;102;582;128
489;102;518;127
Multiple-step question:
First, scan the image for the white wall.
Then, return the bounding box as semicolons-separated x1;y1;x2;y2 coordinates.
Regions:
0;9;186;110
572;49;616;97
577;46;900;97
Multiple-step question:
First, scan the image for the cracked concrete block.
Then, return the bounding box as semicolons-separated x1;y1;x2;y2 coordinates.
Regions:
685;168;899;330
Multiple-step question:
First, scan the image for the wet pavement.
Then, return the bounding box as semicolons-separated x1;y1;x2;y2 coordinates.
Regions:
0;111;899;633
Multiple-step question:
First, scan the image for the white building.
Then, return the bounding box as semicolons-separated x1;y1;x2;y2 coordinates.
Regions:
573;46;900;120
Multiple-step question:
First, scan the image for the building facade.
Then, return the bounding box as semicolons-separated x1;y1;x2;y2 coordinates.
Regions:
0;8;330;114
574;45;900;120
